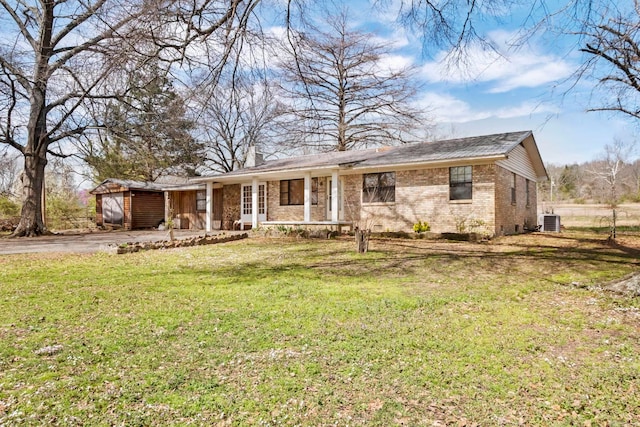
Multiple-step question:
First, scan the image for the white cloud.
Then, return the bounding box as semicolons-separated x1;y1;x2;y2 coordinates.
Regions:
418;92;561;123
493;101;561;119
420;30;575;93
378;54;414;73
368;28;411;50
417;93;488;123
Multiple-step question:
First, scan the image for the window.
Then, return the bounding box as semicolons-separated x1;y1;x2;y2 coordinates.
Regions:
259;184;265;214
242;184;266;216
196;190;206;212
449;166;472;200
511;173;516;204
280;178;318;206
363;172;395;203
242;186;252;215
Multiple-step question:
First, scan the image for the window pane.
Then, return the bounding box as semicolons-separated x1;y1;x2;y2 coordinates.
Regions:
363;188;375;203
259;185;265;214
289;179;304;205
380;186;395;202
364;174;379;188
196;190;206;211
450;183;472;200
280;180;289;205
450;166;472;184
243;186;252;214
363;172;395;203
380;172;395;187
450;166;472;200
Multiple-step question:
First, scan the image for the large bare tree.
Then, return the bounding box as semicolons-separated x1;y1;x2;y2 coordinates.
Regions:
0;0;261;236
579;2;640;120
276;8;427;152
193;77;281;172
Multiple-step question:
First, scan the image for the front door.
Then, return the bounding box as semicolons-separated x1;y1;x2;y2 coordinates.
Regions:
241;183;266;226
326;178;343;220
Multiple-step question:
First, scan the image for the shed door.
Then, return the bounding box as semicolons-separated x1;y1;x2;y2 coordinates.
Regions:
103;192;124;225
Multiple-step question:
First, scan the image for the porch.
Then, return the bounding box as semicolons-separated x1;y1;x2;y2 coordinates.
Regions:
203;171;345;232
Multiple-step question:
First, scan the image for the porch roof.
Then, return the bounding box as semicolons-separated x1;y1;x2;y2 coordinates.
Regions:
90;178;167;194
195;130;548;183
90;178;205;194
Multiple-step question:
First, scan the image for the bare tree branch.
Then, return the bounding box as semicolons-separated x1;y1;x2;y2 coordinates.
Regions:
275;7;428;152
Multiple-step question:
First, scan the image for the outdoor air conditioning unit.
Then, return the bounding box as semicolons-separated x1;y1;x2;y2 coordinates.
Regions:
538;214;561;232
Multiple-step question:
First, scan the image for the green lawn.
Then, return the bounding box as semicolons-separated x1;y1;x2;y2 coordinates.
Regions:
1;232;639;426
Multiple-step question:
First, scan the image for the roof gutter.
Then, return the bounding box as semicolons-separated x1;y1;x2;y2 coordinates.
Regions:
346;154;508;174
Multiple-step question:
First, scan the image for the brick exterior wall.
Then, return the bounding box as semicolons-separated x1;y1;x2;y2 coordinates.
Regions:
494;165;538;235
266;180;328;221
353;164;496;234
221;163;539;235
342;175;361;224
222;184;240;230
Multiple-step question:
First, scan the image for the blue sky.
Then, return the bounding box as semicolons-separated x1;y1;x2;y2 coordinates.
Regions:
313;0;638;165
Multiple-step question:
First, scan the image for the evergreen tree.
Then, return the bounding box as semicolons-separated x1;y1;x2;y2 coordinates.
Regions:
84;65;203;182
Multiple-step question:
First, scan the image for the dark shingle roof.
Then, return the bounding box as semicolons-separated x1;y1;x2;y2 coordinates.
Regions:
214;147;388;177
359;131;532;167
90;178;204;194
90;178;166;194
204;131;535;179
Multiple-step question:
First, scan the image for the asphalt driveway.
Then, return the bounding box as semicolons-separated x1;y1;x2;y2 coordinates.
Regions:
0;229;240;255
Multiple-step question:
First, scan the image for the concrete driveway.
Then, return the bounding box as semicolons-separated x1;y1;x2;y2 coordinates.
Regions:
0;229;239;255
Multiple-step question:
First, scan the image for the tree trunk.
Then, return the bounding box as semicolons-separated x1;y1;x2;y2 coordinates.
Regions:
355;228;370;253
12;153;48;237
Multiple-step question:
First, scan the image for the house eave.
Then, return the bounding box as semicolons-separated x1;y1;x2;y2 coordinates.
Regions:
195;154;509;184
504;133;548;181
194;164;342;183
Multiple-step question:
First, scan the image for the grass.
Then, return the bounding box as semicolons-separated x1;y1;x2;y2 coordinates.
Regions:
570;225;640;235
1;231;640;425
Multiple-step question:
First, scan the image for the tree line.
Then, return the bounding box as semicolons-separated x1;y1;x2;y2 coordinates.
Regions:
540;140;640;205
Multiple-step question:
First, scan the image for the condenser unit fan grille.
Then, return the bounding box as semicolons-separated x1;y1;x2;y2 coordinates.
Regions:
539;214;561;232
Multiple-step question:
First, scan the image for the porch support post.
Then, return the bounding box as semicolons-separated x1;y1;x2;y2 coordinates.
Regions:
304;172;311;222
164;191;170;225
251;177;259;229
205;181;212;232
331;170;339;222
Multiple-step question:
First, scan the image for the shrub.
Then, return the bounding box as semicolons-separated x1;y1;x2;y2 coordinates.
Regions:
413;220;430;233
0;195;19;217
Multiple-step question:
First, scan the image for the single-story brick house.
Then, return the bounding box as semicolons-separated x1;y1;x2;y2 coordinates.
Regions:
90;178;206;230
195;131;548;236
